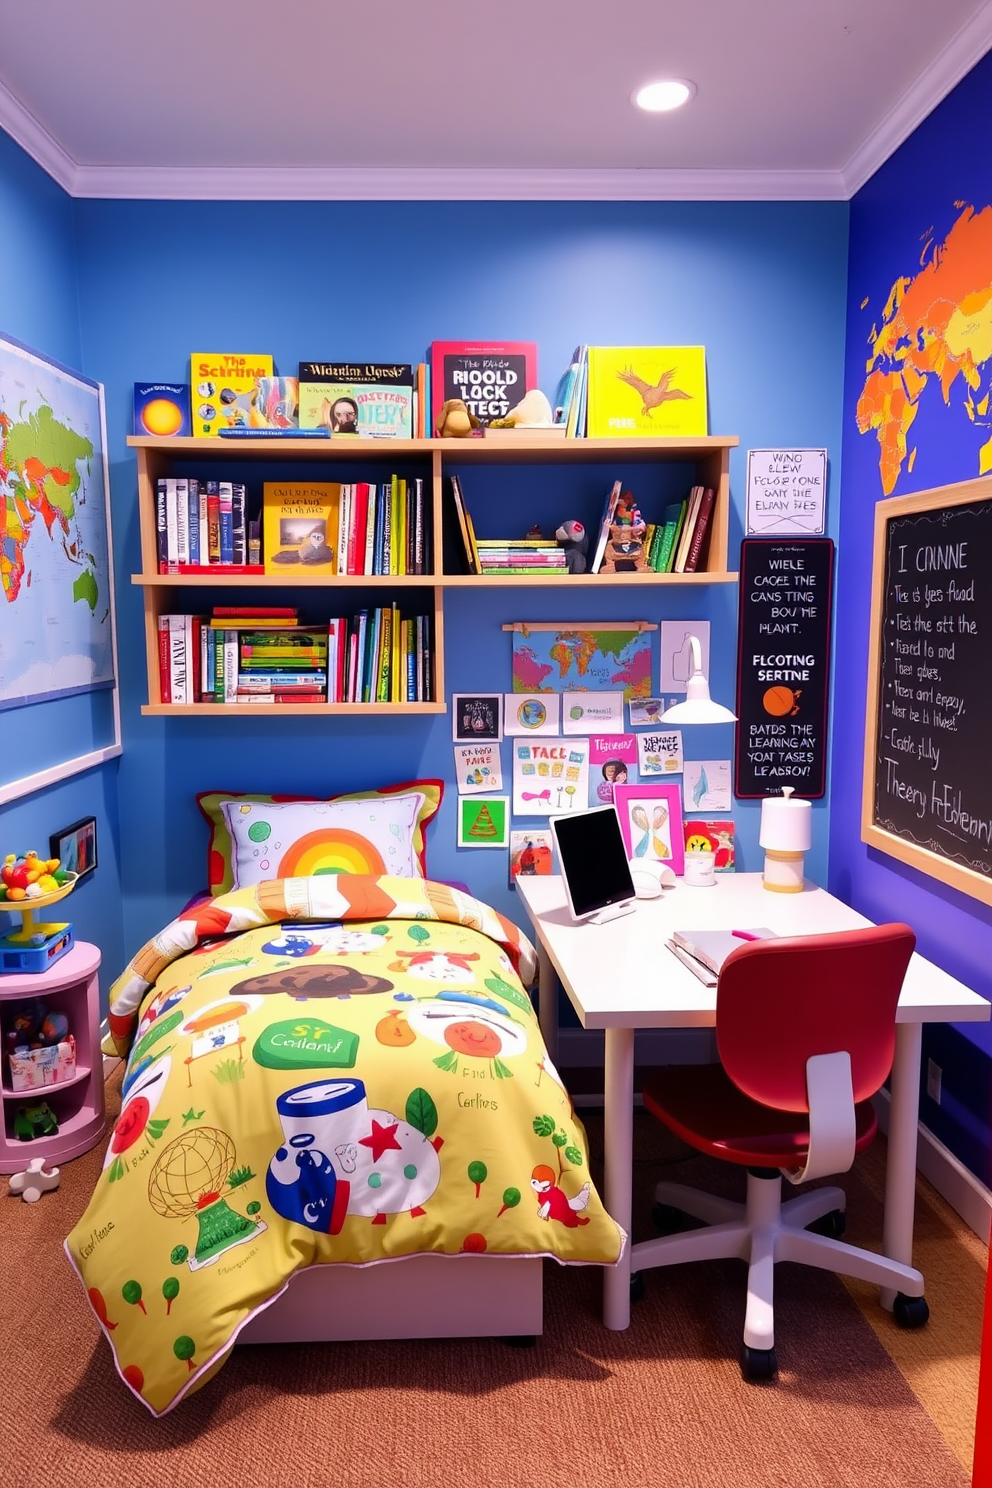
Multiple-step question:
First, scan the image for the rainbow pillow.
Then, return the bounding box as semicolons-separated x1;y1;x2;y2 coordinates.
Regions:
197;782;443;896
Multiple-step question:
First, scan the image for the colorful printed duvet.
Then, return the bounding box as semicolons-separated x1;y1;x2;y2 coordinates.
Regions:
66;875;624;1416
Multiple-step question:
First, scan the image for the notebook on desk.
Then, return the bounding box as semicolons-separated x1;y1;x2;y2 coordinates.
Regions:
667;927;777;983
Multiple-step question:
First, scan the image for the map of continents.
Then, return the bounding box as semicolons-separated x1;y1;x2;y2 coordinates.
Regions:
511;627;652;700
857;202;992;494
0;341;114;708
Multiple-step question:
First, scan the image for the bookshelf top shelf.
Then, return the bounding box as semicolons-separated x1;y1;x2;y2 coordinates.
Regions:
128;434;739;464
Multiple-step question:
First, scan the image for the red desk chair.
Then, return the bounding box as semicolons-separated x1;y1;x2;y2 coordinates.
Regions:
638;923;929;1380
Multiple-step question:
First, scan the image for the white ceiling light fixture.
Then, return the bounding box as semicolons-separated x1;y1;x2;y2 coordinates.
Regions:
632;78;697;113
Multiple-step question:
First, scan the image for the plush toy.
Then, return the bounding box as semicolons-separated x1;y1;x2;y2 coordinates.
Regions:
488;389;555;429
555;519;588;574
435;399;481;438
9;1157;60;1203
13;1101;59;1141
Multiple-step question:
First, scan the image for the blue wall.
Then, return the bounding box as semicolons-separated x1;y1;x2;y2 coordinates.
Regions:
70;198;848;959
834;50;992;1178
0;132;125;982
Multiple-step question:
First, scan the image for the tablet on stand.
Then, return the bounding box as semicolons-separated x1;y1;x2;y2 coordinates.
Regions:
550;805;637;925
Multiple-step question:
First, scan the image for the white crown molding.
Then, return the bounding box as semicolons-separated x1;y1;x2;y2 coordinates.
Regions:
0;78;77;194
842;1;992;197
70;162;848;202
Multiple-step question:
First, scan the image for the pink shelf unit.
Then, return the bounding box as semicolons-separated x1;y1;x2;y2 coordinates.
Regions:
0;941;105;1174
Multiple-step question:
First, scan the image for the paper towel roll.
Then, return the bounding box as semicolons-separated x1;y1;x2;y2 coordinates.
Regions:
759;787;812;852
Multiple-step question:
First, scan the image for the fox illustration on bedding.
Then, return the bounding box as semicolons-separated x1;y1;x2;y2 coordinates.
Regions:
65;874;624;1416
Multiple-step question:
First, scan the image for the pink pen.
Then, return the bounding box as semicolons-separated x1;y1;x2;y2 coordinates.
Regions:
731;930;761;942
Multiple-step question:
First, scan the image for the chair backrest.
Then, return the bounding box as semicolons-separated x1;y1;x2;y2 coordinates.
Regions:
715;923;916;1113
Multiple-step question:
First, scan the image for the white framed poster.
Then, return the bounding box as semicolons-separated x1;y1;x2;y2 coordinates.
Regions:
746;448;827;536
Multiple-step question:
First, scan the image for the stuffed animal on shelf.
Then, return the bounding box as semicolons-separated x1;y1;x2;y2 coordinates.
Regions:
555;520;588;574
9;1157;60;1203
488;389;555;428
12;1101;59;1141
600;492;649;574
435;399;481;438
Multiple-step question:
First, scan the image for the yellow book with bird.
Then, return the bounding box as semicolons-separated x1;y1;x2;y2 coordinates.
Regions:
585;346;708;439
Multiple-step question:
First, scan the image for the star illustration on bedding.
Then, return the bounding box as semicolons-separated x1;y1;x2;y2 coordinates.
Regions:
359;1118;403;1161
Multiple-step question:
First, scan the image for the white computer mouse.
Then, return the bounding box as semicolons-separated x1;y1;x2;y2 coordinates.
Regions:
629;861;676;898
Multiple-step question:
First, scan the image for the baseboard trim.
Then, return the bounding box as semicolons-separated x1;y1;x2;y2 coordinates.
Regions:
874;1087;991;1245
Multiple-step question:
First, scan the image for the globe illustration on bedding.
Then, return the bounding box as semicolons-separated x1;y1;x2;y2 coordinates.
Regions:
148;1127;265;1269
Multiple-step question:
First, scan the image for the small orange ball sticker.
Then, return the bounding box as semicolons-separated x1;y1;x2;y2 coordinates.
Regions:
762;685;797;717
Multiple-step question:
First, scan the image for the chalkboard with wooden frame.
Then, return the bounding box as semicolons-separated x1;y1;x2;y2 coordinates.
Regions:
862;475;992;906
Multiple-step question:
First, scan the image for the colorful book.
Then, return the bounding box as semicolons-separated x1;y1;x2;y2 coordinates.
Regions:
134;383;191;438
298;362;414;438
655;500;686;573
585;346;708;439
262;482;340;576
189;353;275;436
682;487;717;574
429;341;538;432
673;485;705;573
589;479;623;574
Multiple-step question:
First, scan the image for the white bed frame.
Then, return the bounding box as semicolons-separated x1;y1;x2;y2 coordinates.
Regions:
239;1254;544;1344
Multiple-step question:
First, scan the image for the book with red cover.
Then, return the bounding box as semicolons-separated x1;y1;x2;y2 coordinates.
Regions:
429;340;537;431
681;487;716;573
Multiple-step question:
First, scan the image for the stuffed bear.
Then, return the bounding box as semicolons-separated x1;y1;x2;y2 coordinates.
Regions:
555;519;588;574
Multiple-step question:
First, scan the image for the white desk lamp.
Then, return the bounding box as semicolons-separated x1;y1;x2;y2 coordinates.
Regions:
659;634;737;725
759;786;812;892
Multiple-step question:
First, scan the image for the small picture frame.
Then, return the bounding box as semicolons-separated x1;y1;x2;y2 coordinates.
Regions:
612;783;684;875
452;693;503;742
49;815;98;880
457;796;510;848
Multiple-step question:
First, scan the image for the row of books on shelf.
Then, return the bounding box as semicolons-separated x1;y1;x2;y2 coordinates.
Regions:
136;340;709;444
448;475;567;575
155;477;430;577
156;607;433;705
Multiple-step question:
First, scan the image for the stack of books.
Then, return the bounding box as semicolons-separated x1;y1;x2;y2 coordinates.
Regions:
474;539;567;575
262;478;430;578
644;486;716;574
232;622;328;704
327;607;433;704
155;477;261;573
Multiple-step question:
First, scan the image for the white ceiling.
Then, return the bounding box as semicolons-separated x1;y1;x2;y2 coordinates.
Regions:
1;0;991;201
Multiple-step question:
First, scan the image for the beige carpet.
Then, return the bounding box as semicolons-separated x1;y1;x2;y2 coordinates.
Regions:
0;1070;975;1488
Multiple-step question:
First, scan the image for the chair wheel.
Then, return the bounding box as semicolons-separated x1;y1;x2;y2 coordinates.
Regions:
740;1345;778;1381
808;1208;846;1239
651;1202;686;1233
630;1270;645;1304
893;1293;930;1329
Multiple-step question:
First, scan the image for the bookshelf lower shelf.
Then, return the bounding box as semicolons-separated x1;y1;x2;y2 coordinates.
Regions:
438;572;739;587
140;701;446;716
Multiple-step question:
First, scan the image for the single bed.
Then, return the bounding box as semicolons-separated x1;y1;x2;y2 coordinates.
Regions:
66;869;624;1416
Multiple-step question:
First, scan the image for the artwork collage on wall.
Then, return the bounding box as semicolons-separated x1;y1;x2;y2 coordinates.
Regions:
450;617;736;886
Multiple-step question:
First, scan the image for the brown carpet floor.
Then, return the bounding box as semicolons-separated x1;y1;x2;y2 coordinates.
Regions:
0;1068;973;1488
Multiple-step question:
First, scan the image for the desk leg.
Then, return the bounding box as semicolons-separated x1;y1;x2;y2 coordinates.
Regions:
881;1020;923;1310
536;943;558;1066
603;1025;635;1330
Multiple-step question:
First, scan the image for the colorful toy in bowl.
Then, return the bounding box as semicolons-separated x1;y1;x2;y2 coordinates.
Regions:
0;851;78;954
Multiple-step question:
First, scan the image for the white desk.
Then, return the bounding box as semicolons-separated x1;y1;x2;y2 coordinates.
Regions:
514;872;990;1330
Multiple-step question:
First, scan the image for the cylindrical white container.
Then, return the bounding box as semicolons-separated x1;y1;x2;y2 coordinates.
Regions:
759;787;812;893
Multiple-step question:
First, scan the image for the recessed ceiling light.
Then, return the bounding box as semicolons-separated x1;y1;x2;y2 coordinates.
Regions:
632;79;696;113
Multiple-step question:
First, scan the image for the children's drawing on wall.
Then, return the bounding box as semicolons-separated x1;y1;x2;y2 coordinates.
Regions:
684;819;736;871
512;738;589;815
628;697;667;726
588;733;638;805
453;742;503;795
509;829;554;885
457;795;510;848
613;783;684;873
561;691;624;735
452;693;503;742
636;729;683;778
504;692;561;737
683;759;732;813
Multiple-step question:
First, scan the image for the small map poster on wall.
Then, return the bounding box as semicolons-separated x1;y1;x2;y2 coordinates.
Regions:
510;623;652;701
0;333;116;710
734;539;834;799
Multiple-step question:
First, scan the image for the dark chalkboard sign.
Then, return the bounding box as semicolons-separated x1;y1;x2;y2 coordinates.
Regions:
734;538;834;798
863;476;992;905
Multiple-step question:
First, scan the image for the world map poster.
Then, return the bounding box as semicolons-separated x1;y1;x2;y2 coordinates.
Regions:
0;333;115;710
510;624;652;702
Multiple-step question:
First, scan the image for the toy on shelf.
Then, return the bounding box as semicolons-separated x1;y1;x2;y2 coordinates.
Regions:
555;520;589;574
0;853;77;973
8;1157;60;1203
435;399;481;438
599;493;649;574
12;1100;59;1141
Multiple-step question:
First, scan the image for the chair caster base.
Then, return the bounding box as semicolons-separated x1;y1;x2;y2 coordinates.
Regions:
893;1293;930;1329
808;1207;846;1239
630;1270;645;1304
741;1344;778;1381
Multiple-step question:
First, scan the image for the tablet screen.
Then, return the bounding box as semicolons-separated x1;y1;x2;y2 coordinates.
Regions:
551;806;636;921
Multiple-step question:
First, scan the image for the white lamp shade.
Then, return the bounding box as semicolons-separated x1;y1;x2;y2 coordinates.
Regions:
759;789;812;852
659;635;737;725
